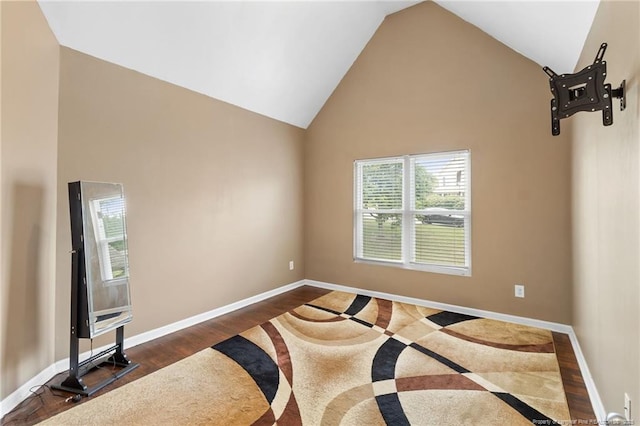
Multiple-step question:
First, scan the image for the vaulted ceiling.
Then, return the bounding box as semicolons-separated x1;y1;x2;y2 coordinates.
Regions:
38;0;600;129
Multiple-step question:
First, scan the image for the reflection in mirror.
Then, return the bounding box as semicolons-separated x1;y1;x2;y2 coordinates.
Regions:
80;181;132;338
89;196;128;282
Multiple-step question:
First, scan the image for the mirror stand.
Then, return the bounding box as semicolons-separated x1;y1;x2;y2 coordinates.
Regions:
55;326;139;396
54;181;139;397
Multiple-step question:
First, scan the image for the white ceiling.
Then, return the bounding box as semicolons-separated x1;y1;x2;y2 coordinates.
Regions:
434;0;600;76
38;0;600;129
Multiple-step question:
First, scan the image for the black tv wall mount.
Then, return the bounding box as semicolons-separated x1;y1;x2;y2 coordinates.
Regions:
543;42;625;136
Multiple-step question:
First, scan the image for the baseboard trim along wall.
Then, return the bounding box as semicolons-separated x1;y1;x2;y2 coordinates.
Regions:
0;364;59;418
2;278;604;421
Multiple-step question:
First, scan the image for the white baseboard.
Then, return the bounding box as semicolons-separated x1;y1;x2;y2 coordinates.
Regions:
304;278;606;422
305;279;573;332
123;279;306;350
567;332;606;421
1;279;306;417
0;364;58;418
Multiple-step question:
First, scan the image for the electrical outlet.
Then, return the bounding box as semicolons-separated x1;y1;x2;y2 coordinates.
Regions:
624;393;631;421
289;260;294;271
514;284;525;298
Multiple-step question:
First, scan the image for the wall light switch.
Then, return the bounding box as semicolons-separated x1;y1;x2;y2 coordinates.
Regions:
515;284;525;298
289;261;294;271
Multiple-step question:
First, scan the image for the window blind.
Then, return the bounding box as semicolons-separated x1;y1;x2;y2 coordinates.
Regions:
355;159;403;262
354;150;471;276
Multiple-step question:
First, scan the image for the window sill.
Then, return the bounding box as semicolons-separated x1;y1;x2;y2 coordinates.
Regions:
354;258;471;277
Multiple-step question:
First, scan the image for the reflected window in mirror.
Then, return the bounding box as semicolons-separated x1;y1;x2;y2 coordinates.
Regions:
89;196;129;285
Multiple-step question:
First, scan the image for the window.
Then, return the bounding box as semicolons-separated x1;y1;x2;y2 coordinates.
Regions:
354;150;471;276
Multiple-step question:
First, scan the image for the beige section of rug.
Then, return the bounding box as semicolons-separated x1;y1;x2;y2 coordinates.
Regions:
40;290;572;425
40;350;268;425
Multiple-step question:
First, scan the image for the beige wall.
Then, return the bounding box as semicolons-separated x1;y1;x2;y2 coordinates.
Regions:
571;0;640;416
55;48;305;357
1;1;60;401
304;1;573;323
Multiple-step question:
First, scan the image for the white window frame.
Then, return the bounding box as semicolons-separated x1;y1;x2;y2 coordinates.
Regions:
353;150;471;277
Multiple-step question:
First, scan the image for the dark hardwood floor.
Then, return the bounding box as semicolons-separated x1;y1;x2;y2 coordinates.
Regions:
552;331;597;421
2;286;596;425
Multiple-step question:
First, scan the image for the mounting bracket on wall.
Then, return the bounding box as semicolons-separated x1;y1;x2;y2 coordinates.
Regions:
543;42;626;136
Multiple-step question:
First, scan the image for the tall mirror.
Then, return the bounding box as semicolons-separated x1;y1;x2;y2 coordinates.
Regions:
56;181;138;396
78;181;133;337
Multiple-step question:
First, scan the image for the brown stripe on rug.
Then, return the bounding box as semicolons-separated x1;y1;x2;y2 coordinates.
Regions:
439;328;556;353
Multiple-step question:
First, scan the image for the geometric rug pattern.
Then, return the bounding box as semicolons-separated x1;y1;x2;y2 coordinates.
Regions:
41;291;571;425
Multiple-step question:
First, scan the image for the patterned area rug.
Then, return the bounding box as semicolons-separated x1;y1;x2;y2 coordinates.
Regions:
42;291;571;425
